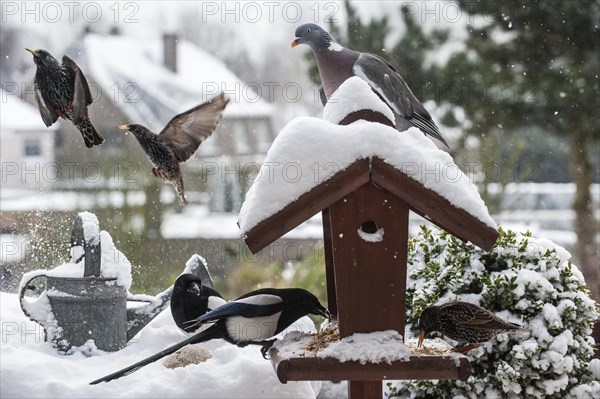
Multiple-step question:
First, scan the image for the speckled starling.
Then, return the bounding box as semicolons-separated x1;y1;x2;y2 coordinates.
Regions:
418;301;529;350
119;93;229;204
26;48;103;148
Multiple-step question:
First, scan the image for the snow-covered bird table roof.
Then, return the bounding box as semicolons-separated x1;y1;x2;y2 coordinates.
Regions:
237;77;497;396
238;77;498;253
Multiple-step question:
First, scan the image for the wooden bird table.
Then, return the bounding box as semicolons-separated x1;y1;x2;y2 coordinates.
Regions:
240;110;499;399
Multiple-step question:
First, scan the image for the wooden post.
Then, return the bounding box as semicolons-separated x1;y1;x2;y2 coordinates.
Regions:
329;182;409;336
349;381;383;399
322;208;338;316
329;181;409;398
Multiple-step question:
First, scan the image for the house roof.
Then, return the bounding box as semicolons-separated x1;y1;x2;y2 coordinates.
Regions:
238;78;498;252
79;34;273;133
0;89;56;133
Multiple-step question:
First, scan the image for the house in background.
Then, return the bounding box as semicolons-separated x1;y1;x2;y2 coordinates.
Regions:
60;30;275;212
0;89;57;190
1;90;53;288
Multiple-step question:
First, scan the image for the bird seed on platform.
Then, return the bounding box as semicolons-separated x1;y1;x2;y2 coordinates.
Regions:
163;345;212;369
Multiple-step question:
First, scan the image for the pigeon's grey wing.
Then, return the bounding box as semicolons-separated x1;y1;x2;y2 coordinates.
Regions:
353;53;448;146
353;53;415;117
34;82;59;127
158;93;229;162
62;55;93;124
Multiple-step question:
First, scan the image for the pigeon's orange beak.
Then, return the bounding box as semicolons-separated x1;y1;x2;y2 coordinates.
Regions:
417;330;426;348
117;124;129;131
291;38;300;48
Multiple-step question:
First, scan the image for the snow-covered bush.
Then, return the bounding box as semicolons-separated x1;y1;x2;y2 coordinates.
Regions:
388;227;599;399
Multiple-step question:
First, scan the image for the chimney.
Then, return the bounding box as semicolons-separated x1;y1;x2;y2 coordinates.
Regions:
163;33;177;73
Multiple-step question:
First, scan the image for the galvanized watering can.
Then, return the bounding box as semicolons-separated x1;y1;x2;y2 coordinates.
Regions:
19;213;213;353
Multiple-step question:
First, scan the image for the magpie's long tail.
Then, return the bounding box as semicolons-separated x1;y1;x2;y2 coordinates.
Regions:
89;324;223;384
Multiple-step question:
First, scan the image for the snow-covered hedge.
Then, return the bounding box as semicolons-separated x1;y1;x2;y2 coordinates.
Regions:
388;227;599;399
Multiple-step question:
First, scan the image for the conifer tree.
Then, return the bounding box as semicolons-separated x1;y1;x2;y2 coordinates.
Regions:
450;0;600;300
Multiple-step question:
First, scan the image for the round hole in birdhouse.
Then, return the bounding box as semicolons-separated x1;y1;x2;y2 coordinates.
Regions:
361;221;379;234
357;221;384;243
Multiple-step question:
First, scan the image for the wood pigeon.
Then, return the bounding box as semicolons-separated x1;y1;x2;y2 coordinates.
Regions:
292;23;448;147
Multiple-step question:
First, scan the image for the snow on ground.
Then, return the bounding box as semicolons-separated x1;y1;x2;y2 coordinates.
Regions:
239;78;496;234
1;189;96;212
161;205;323;240
0;291;321;398
0;188;146;212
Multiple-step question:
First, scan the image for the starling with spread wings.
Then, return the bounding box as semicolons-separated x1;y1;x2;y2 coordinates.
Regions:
119;93;229;204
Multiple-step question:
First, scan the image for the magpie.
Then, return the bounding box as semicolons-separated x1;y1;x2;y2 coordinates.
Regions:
170;273;227;334
90;288;329;384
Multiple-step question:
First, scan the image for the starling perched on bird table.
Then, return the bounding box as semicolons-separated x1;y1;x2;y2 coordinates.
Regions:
26;48;104;148
418;301;529;352
119;93;229;204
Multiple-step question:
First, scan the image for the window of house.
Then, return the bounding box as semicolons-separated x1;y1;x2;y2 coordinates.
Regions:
24;139;42;157
251;119;272;153
232;121;251;154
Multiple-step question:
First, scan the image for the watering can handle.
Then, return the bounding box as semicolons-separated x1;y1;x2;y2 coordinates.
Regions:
18;272;49;326
71;213;101;277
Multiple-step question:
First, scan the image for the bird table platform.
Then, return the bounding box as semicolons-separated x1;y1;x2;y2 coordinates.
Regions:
238;78;499;399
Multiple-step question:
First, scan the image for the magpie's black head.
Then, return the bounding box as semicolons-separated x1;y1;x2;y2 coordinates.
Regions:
173;274;203;296
289;288;330;319
417;306;440;347
172;273;223;305
26;48;58;68
171;273;225;334
291;23;333;52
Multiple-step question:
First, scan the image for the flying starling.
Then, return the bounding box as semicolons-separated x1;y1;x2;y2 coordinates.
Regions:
118;93;229;205
26;48;104;148
418;301;529;351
